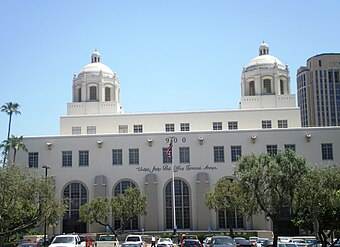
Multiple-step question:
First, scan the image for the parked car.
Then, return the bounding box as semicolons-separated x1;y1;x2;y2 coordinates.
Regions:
203;237;212;247
256;238;269;247
292;239;308;247
211;236;236;247
181;235;199;244
125;235;146;247
95;235;119;247
121;243;143;247
262;240;273;247
18;243;37;247
49;234;82;247
234;238;254;247
182;239;202;247
79;235;93;247
249;237;258;246
157;238;174;247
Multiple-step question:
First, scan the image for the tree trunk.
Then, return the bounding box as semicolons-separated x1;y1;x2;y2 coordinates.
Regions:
272;219;279;247
3;114;12;165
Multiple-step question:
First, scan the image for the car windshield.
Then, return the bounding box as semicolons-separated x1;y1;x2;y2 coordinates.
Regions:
213;238;234;245
123;244;140;247
127;237;141;241
52;236;75;244
159;238;171;242
79;236;85;241
101;236;116;241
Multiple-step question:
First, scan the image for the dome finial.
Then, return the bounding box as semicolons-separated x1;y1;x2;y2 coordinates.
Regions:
91;49;101;63
259;42;269;56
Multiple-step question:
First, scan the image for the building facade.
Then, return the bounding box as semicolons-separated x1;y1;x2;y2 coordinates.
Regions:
297;54;340;127
15;44;340;235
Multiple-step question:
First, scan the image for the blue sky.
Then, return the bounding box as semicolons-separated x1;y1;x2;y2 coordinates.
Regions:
1;0;340;143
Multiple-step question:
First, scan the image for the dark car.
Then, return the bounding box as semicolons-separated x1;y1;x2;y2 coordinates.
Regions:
211;236;236;247
234;238;254;247
18;244;37;247
182;239;201;247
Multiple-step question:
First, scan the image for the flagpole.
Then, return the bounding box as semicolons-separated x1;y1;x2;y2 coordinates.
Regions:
166;137;177;234
171;151;177;234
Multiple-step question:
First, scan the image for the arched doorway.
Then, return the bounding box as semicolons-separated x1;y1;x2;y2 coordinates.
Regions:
113;180;138;230
165;179;191;230
62;182;87;233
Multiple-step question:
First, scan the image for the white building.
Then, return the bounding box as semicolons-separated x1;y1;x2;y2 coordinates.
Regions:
16;43;340;235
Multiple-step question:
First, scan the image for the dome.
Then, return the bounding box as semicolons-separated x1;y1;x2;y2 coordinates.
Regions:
79;62;114;76
244;43;286;72
78;50;114;76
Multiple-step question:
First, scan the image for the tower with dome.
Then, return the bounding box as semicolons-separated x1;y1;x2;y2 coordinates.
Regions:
240;42;296;109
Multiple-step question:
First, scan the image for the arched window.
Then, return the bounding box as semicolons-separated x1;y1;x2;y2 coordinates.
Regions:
105;87;111;101
263;79;272;94
89;86;97;101
113;180;138;230
63;182;87;233
249;81;255;96
165;179;190;229
216;178;244;229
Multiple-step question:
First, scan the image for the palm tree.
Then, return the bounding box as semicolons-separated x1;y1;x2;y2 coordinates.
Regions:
0;135;28;163
1;102;21;165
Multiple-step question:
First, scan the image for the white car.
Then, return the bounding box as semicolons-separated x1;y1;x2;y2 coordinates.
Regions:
157;238;173;247
125;235;146;247
203;237;212;247
49;234;82;247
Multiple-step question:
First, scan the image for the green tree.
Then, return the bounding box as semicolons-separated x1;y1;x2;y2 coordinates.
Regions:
205;178;247;237
0;135;28;163
235;150;307;247
80;187;147;233
0;163;67;244
1;102;21;165
79;197;114;233
293;165;340;247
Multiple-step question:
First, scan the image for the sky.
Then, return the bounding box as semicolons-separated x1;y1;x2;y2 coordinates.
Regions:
1;0;340;143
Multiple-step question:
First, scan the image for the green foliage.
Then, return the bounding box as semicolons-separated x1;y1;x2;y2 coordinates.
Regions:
235;150;307;246
0;135;28;163
0;163;67;243
80;187;147;233
205;178;248;237
293;165;340;244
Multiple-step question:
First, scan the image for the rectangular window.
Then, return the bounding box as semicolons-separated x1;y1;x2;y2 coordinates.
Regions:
231;145;242;162
213;122;222;130
280;80;285;94
284;144;296;152
112;149;123;165
119;125;128;133
321;143;333;160
165;123;175;132
105;87;111;101
79;150;89;166
62;151;72;167
228;121;238;130
180;123;190;131
72;127;81;135
179;147;190;163
213;146;225;163
89;86;97;101
249;81;255;96
263;79;272;94
162;147;172;163
278;120;288;128
28;152;38;168
87;126;96;134
266;145;277;156
129;148;139;165
262;120;272;129
133;125;143;133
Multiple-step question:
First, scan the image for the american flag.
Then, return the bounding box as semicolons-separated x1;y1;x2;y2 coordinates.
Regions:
166;139;173;158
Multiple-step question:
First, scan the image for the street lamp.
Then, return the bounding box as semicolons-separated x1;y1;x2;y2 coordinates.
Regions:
42;165;50;247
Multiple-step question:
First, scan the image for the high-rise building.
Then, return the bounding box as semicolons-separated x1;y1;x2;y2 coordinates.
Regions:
297;54;340;127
